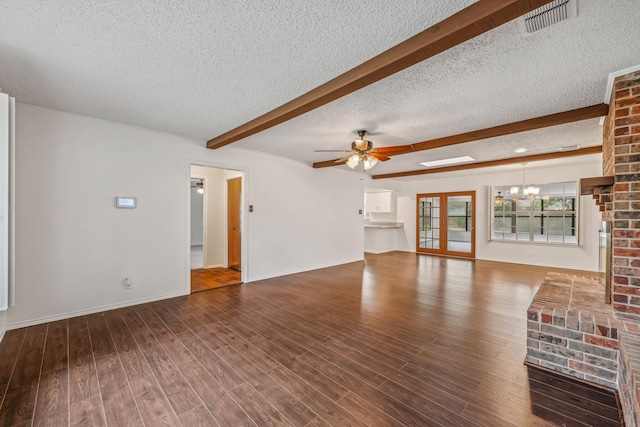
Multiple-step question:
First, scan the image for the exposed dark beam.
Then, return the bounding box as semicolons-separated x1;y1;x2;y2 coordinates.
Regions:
207;0;555;150
313;104;609;168
371;146;602;180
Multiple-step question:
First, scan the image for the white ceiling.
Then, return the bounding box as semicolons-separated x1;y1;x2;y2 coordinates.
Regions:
1;1;638;178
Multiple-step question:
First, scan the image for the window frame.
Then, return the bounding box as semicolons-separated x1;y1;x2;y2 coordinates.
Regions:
489;182;580;246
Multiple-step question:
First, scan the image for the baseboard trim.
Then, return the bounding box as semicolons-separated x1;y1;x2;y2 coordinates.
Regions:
6;290;189;330
205;264;224;269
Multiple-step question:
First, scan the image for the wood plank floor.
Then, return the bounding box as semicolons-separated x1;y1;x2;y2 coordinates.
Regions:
0;252;621;426
190;267;242;292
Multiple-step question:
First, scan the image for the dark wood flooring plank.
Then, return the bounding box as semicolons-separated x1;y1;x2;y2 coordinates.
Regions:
32;368;68;427
250;371;317;427
177;330;245;390
208;391;258;426
285;332;387;387
39;320;67;373
178;404;220;427
527;365;619;407
216;344;265;383
228;382;294;426
121;309;156;345
136;305;192;365
95;353;143;426
69;395;106;427
86;314;116;358
139;340;199;416
304;417;332;427
150;301;191;335
68;317;100;404
337;392;406;427
103;311;152;382
210;323;279;372
0;328;26;406
267;366;368;427
247;335;298;367
0;324;47;426
130;376;181;427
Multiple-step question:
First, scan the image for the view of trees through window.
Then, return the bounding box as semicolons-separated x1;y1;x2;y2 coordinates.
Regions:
491;181;578;244
447;201;471;231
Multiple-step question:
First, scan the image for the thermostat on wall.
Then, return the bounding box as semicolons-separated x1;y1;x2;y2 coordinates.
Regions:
116;196;137;209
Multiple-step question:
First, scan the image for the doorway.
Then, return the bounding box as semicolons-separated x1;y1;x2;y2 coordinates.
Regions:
189;165;244;292
416;191;475;258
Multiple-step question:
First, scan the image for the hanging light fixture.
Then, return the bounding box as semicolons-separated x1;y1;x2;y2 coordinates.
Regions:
196;179;204;194
518;163;539;199
494;191;505;205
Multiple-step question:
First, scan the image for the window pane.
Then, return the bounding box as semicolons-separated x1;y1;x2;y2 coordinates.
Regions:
490;182;578;245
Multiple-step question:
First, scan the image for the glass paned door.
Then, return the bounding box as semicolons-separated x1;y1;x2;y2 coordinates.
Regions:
418;196;440;250
417;191;475;258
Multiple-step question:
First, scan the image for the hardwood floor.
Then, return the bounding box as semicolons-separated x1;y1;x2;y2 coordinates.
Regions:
190;267;242;292
0;252;621;426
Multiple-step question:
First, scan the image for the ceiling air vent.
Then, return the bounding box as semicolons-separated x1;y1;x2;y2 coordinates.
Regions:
520;0;576;34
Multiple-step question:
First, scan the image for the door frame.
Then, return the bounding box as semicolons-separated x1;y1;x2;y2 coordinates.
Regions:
226;176;242;271
415;190;476;258
186;161;247;293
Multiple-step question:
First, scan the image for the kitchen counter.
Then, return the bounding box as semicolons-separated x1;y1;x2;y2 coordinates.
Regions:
364;222;404;228
364;222;405;254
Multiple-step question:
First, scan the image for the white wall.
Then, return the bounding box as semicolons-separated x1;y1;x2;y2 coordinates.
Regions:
189;186;204;246
373;154;603;271
8;104;364;328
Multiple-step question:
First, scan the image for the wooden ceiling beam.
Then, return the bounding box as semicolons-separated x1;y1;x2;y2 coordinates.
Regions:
312;103;609;168
371;146;602;180
207;0;555;150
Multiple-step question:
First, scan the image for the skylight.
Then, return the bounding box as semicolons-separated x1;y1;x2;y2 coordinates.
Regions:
420;156;475;168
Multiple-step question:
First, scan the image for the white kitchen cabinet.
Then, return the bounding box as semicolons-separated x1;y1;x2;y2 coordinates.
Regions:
365;191;392;213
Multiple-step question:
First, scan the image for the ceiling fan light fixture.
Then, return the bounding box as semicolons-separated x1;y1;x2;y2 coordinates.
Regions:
346;154;360;169
363;155;378;170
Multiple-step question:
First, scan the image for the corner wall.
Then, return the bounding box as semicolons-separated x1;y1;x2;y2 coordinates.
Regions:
8;104;364;328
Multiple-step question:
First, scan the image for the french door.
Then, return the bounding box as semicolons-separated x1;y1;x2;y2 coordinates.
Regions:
416;191;475;258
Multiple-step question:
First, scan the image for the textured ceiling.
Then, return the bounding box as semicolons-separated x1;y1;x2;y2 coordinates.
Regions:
0;1;638;178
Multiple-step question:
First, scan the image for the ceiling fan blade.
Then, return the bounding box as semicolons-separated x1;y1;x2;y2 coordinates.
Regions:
314;149;354;152
374;144;415;154
334;154;353;164
370;153;391;161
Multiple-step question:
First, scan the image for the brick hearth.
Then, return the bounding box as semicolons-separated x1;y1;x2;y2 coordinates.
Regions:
526;273;623;389
526;271;640;425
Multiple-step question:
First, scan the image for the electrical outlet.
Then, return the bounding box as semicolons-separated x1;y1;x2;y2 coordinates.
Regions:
124;276;133;289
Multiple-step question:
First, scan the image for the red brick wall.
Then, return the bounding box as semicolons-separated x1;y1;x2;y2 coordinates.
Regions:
608;71;640;317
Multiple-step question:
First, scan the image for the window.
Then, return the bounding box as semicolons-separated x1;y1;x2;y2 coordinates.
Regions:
491;181;578;245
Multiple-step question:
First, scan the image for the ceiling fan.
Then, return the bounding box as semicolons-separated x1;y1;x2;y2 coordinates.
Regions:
315;130;414;170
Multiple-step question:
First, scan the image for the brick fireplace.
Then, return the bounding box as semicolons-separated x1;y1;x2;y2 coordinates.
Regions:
526;69;640;425
604;71;640;317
